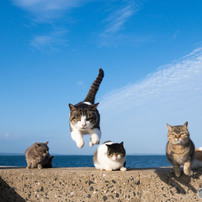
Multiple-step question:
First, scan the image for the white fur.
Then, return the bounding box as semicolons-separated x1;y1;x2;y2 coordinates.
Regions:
94;142;126;171
70;102;101;148
70;117;101;148
83;101;91;105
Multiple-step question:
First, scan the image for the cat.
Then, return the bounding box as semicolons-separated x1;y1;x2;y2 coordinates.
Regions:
69;68;104;148
25;141;53;169
191;147;202;169
166;122;195;177
93;141;126;171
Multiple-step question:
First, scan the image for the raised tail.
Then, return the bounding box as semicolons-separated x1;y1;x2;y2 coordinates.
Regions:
83;68;104;104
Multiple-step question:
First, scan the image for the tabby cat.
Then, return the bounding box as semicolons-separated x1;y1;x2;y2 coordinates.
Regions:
69;68;104;148
93;141;126;171
166;122;195;177
25;141;53;169
191;147;202;169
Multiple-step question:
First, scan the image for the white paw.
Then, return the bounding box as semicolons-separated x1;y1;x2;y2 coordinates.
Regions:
76;140;84;148
89;141;94;147
120;167;127;171
92;139;100;145
106;168;113;172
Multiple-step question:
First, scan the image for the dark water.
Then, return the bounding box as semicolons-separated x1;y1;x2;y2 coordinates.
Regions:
0;155;170;168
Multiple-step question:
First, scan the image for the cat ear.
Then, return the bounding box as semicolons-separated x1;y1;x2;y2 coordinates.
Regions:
69;104;77;111
45;141;49;145
120;142;124;147
90;103;99;110
167;124;172;131
184;121;188;128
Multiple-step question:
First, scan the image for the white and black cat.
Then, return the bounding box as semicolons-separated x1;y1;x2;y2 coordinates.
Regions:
69;68;104;148
93;141;126;171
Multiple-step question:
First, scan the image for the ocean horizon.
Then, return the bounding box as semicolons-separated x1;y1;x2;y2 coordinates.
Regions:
0;154;171;168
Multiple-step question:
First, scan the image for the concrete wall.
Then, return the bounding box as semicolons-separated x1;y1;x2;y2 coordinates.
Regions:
0;167;202;201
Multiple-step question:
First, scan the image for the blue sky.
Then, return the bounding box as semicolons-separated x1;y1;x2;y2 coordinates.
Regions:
0;0;202;155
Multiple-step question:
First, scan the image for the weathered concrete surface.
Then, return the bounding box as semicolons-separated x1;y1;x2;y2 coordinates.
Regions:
0;167;202;201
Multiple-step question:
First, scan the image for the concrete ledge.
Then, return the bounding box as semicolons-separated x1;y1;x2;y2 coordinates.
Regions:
0;167;202;201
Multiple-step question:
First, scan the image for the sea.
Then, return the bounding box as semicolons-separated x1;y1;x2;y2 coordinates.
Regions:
0;155;171;168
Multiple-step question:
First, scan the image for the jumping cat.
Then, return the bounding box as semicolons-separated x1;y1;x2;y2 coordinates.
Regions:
93;141;126;171
69;68;104;148
25;141;53;169
166;122;195;177
191;147;202;169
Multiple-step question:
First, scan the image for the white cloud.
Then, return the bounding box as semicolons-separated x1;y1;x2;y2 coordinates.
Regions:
98;1;144;46
30;30;68;53
13;0;88;21
99;47;202;154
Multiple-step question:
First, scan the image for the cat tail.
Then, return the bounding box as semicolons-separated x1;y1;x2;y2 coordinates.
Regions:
83;68;104;104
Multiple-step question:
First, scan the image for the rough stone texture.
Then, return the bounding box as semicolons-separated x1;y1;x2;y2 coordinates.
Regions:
0;167;202;201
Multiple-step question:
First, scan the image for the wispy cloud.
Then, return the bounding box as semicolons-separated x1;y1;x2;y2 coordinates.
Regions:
30;30;68;53
13;0;87;21
99;47;202;154
99;1;143;46
12;0;88;52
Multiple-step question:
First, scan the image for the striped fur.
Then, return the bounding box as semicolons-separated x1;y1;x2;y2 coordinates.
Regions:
166;122;195;177
83;68;104;104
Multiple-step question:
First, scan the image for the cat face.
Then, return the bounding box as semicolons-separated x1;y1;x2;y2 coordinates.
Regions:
167;122;190;145
106;142;126;161
34;142;49;156
69;103;98;130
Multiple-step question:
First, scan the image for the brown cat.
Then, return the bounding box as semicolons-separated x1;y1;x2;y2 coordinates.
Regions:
25;141;53;169
191;147;202;169
166;122;195;177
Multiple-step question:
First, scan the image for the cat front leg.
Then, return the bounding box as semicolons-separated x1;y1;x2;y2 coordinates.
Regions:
71;130;84;148
26;162;31;169
105;167;113;172
173;164;181;177
38;164;43;169
89;128;101;147
184;161;193;176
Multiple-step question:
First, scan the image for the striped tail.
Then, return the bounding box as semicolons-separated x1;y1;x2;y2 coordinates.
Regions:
84;68;104;104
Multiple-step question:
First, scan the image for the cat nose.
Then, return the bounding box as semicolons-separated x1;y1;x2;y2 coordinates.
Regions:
82;123;86;127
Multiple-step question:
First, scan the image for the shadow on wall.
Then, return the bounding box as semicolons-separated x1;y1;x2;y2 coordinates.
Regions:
155;168;202;195
0;177;26;202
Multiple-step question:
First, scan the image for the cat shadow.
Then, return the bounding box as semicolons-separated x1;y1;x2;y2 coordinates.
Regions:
0;176;26;202
154;167;202;194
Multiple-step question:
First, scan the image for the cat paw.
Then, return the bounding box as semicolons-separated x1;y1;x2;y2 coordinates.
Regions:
76;141;84;148
89;141;94;147
106;168;113;172
89;139;100;147
120;167;127;171
175;171;181;177
184;170;193;176
38;164;42;169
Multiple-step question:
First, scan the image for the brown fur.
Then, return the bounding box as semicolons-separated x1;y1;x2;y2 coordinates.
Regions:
25;142;52;169
166;122;195;177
